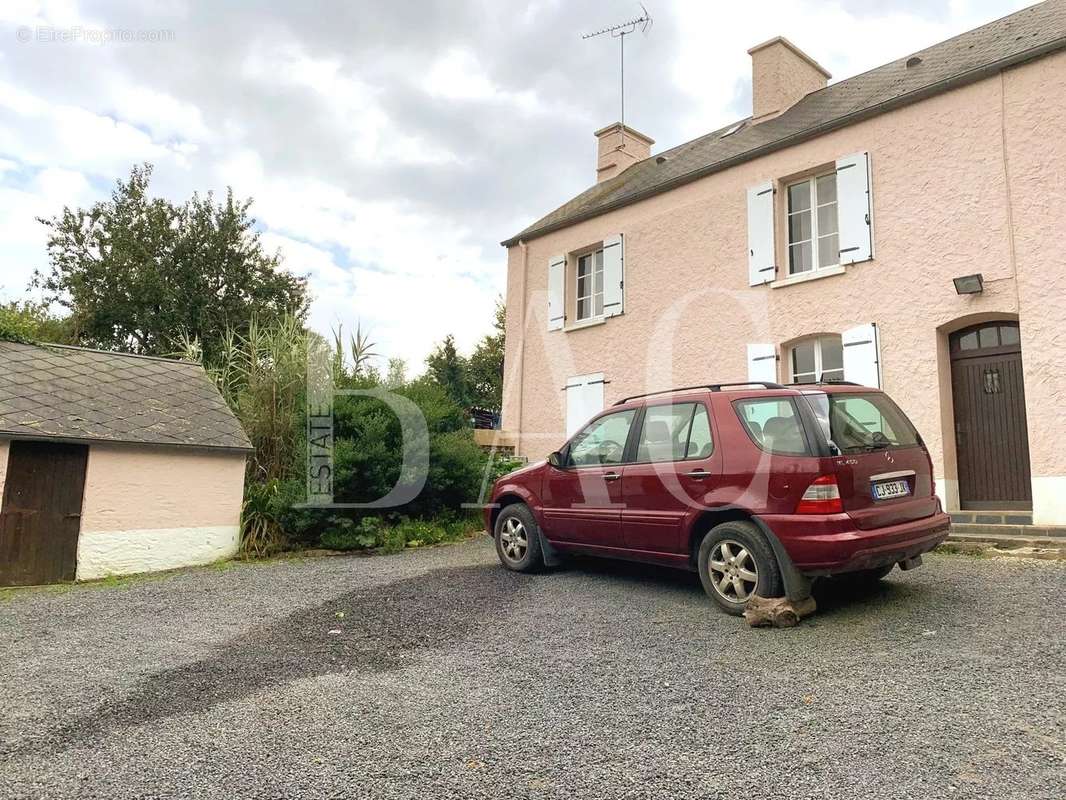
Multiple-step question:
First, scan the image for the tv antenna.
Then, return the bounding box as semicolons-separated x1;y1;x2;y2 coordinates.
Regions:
582;4;653;130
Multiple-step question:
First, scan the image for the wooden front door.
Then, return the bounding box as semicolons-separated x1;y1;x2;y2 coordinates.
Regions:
949;322;1032;510
0;441;89;586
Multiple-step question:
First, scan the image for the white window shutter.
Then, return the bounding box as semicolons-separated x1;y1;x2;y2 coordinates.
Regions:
747;181;776;286
565;373;605;437
602;234;624;317
747;343;777;384
842;323;881;387
836;152;873;265
547;254;566;331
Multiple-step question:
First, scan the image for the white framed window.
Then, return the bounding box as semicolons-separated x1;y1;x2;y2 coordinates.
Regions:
787;172;839;275
790;335;844;383
576;249;605;321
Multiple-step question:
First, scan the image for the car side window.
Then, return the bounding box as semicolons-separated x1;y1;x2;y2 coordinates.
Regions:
568;409;637;466
635;402;715;462
735;398;811;456
686;404;714;459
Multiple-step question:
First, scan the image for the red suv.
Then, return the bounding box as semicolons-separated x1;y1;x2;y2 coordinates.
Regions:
485;382;951;615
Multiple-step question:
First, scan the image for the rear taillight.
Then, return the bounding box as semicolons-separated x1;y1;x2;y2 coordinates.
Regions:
796;474;844;514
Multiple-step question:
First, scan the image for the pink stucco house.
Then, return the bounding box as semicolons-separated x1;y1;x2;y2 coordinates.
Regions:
498;1;1066;529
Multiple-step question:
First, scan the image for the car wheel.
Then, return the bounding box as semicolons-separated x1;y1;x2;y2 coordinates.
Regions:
697;520;783;616
494;503;544;573
834;564;894;583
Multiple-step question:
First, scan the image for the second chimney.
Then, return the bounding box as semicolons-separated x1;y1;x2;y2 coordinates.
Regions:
595;122;654;183
748;36;830;123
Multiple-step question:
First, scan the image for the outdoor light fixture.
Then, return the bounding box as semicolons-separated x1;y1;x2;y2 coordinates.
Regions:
953;273;984;294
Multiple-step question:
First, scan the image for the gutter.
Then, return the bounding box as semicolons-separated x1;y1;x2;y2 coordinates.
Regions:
0;431;254;455
501;35;1066;248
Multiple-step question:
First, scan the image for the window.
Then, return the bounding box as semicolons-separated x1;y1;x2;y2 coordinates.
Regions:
735;398;812;456
790;335;843;384
634;403;714;463
787;172;838;274
952;322;1021;354
686;405;713;459
804;392;920;453
567;409;636;466
576;249;605;321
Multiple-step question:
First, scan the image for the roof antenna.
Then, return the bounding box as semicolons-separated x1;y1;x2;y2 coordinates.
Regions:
582;3;653;132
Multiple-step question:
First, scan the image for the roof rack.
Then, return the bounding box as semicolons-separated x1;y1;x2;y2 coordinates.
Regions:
613;382;784;406
786;379;864;387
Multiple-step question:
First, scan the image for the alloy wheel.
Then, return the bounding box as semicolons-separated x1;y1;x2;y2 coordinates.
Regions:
708;539;759;603
499;517;528;562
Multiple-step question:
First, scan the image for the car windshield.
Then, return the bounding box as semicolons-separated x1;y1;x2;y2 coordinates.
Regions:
804;392;920;453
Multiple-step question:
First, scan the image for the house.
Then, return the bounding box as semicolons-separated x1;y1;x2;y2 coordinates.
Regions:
0;341;252;586
498;1;1066;527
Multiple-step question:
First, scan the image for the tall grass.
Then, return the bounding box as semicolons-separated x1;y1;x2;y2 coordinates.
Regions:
178;315;309;553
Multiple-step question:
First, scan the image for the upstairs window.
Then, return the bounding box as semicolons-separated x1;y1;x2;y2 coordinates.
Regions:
790;335;844;383
576;249;605;321
787;173;838;274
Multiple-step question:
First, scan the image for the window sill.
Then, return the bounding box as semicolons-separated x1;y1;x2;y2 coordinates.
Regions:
770;264;846;289
565;316;607;332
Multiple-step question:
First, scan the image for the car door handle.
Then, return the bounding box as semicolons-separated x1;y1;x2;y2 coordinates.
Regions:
685;469;712;479
603;472;621;482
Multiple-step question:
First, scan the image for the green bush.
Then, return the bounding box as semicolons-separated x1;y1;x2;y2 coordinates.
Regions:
198;319;496;554
317;514;478;553
488;454;525;483
319;516;383;551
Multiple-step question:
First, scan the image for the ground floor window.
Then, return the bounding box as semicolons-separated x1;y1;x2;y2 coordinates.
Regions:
790;335;844;383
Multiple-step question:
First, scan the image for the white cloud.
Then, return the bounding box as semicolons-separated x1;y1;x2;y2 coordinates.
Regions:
0;0;1031;378
0;166;94;299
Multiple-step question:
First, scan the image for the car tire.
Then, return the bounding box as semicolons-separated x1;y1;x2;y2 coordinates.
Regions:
697;520;783;616
494;503;544;573
834;564;894;584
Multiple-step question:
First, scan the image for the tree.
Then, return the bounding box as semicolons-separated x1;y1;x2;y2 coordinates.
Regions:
0;300;71;344
34;164;309;361
385;357;407;388
425;334;470;409
467;297;505;410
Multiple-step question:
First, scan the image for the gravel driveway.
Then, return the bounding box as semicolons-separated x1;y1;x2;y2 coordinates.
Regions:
1;537;1063;800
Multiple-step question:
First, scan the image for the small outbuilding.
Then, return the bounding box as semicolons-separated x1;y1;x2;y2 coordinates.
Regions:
0;341;252;586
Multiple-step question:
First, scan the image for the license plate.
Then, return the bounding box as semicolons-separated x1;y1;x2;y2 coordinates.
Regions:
872;479;911;500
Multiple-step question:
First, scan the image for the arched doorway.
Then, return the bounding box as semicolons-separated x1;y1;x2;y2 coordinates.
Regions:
949;321;1032;510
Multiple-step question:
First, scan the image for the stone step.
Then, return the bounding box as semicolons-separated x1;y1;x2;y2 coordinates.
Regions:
939;535;1066;559
949;522;1066;541
949;510;1032;526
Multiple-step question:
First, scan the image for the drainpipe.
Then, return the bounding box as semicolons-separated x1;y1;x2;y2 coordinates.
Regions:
516;240;528;455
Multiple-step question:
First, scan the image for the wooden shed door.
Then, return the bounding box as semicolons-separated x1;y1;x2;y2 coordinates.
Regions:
0;441;89;586
950;322;1032;510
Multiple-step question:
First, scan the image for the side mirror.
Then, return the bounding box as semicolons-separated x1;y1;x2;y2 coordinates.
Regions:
547;451;565;468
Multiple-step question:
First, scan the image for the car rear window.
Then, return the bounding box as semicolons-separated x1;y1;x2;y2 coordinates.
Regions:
734;398;813;456
804;392;920;453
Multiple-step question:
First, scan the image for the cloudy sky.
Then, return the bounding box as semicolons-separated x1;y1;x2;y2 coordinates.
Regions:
0;0;1030;371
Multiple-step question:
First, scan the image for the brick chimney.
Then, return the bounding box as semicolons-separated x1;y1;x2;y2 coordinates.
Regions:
748;36;830;123
595;122;654;183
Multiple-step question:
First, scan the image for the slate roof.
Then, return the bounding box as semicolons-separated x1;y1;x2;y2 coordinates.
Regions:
503;0;1066;246
0;341;253;452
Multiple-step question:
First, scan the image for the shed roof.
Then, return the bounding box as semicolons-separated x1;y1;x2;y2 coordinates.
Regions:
503;0;1066;246
0;340;253;453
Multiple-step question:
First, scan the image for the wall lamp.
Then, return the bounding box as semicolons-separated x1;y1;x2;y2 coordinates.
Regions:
953;273;984;295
